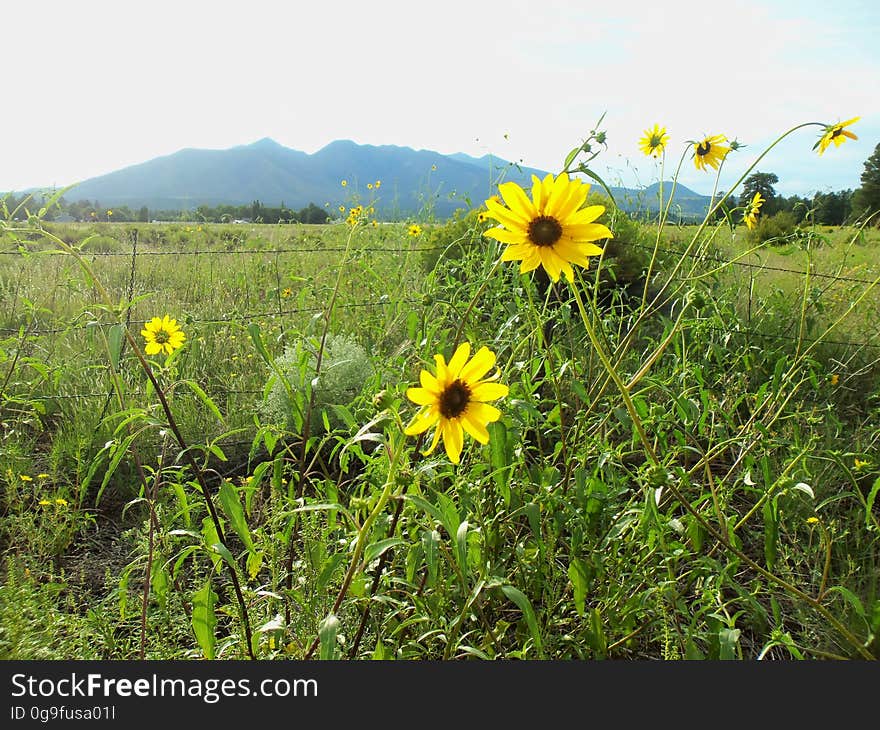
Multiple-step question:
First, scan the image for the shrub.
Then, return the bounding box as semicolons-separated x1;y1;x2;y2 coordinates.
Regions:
748;211;798;245
259;332;374;434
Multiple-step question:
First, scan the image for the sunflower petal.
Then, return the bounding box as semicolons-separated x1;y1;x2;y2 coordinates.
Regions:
461;412;490;444
498;181;538;220
404;408;438;435
442;420;464;464
484;226;528;245
447;342;471;378
459;346;496;383
470;381;509;401
406;387;436;406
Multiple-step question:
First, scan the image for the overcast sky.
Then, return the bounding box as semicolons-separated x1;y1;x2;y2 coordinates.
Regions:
2;0;877;198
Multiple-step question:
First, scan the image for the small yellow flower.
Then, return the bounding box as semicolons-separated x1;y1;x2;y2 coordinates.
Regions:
107;209;113;216
692;134;730;172
38;499;51;506
431;164;437;171
815;117;859;155
854;458;869;470
829;373;839;386
55;498;68;507
639;124;669;158
20;474;33;482
371;220;378;227
806;516;819;525
37;473;50;479
743;192;765;231
404;342;509;464
281;287;292;298
341;180;348;187
408;224;423;237
141;315;186;356
367;183;373;190
375;180;381;188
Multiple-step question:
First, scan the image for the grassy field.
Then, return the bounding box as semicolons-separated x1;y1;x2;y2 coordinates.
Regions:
1;209;878;660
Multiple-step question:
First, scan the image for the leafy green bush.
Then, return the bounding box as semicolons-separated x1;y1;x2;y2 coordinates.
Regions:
259;332;374;434
748;211;798;245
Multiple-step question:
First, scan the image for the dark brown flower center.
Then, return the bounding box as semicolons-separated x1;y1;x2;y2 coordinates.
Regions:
830;126;843;139
697;142;711;156
439;380;471;419
527;215;562;247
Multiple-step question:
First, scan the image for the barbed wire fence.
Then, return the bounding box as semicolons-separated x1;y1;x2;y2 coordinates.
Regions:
1;227;879;461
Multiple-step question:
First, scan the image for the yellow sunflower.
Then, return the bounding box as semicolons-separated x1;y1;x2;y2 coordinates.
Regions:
404;342;508;464
639;124;669;158
743;191;765;230
141;315;186;356
408;224;422;237
815;117;859;155
482;173;611;283
692;134;730;172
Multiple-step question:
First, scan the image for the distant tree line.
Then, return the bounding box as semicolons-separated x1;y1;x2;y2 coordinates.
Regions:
0;195;331;225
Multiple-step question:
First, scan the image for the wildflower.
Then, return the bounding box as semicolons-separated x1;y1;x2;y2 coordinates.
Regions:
281;288;292;298
339;205;346;213
806;516;819;524
639;124;669;158
141;315;186;356
692;134;730;172
375;180;381;188
408;224;423;237
341;180;348;187
37;473;50;479
367;183;373;190
854;458;869;470
55;498;68;507
20;474;32;482
743;192;765;231
829;373;839;386
483;173;611;283
38;499;51;506
815;117;859;155
107;210;113;217
404;342;508;464
431;164;437;171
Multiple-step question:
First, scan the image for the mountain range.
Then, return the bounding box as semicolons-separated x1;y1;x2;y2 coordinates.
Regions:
20;138;714;219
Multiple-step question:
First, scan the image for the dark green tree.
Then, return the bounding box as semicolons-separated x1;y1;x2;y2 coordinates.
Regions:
740;172;779;215
852;142;880;224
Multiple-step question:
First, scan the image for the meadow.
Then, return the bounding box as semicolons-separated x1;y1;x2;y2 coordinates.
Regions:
1;190;878;660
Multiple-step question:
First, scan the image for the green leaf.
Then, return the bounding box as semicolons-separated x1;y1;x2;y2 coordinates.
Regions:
246;550;263;580
171;481;191;528
865;477;880;529
210;541;236;570
201;518;222;571
218;480;254;552
108;324;125;371
825;585;866;619
568;559;591;617
718;627;741;660
455;521;469;576
762;499;778;570
501;584;544;658
318;614;340;660
178;380;225;425
363;538;405;567
191;580;218;660
421;529;440;586
316;552;347;594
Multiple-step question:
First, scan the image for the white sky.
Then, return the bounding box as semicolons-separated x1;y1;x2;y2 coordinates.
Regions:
2;0;877;197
